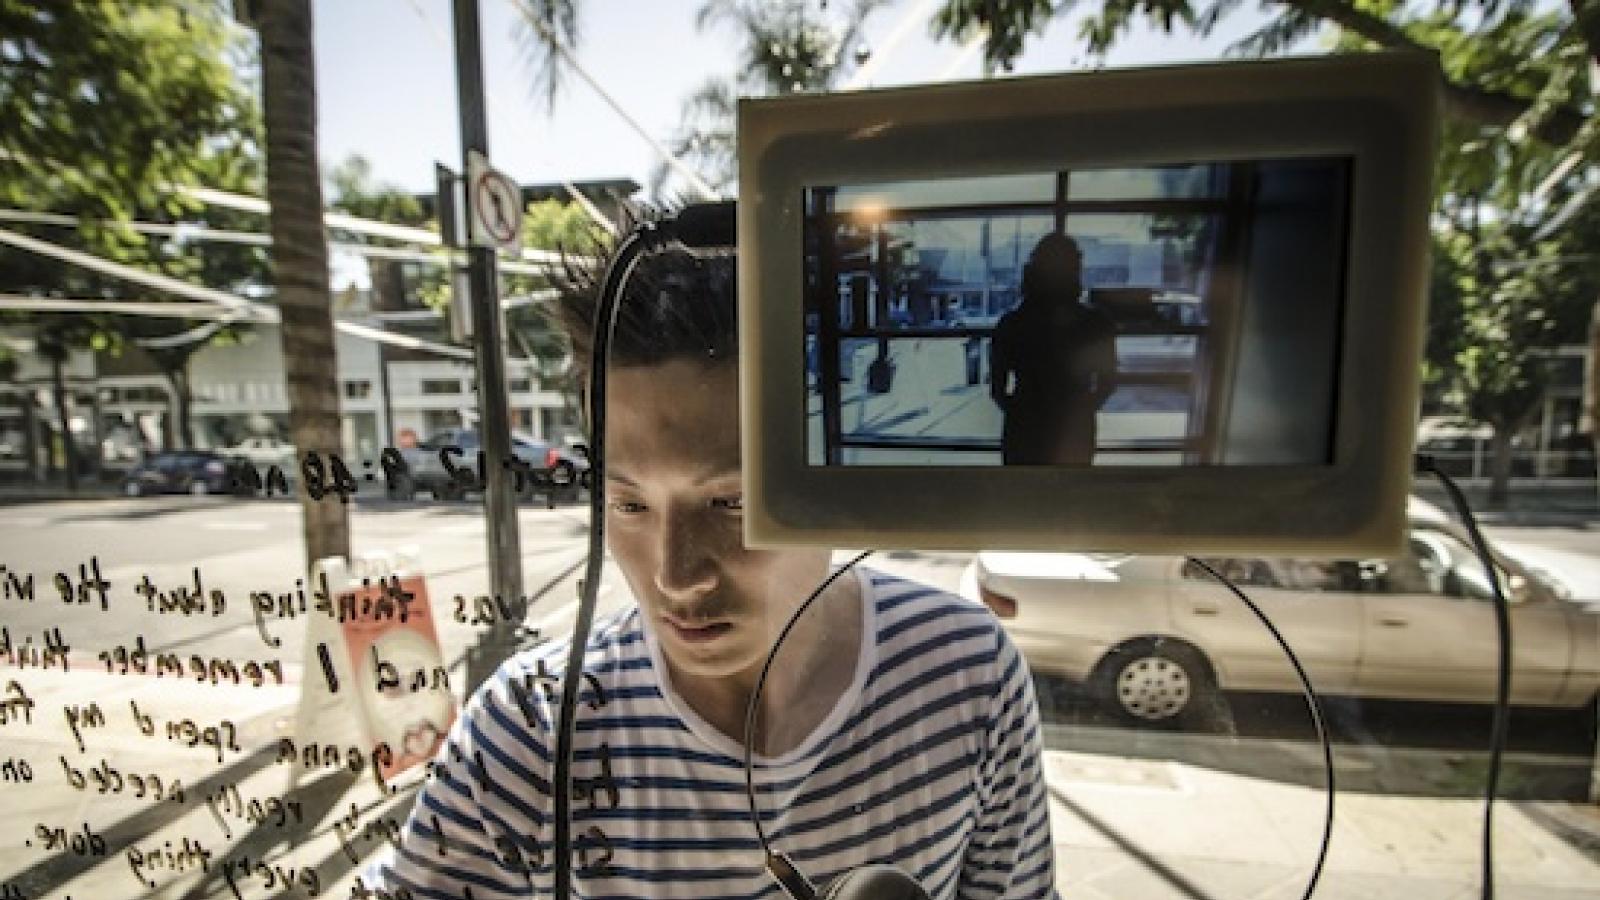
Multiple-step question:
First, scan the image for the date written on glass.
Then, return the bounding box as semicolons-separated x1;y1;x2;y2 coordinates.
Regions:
228;445;591;504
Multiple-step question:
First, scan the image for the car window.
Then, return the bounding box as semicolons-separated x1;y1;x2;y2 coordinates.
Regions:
1416;529;1517;602
1182;558;1284;588
1368;536;1445;595
1184;557;1369;593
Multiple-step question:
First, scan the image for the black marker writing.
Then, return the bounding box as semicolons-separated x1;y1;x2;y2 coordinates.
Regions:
61;701;106;754
0;627;70;672
52;557;110;611
1;680;34;726
125;837;212;890
0;563;36;601
318;642;340;692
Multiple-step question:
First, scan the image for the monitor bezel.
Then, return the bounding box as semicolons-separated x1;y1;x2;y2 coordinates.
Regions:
737;52;1439;556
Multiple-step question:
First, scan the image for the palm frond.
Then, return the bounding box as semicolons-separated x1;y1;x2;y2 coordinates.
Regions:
511;0;581;113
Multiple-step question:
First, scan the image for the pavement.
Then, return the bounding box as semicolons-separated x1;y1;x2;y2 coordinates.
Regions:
2;496;1599;899
5;655;1597;899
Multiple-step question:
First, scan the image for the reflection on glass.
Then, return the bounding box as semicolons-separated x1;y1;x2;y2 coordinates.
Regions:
803;158;1349;468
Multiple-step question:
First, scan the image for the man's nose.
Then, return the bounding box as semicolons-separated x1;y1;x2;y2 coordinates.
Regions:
654;512;719;602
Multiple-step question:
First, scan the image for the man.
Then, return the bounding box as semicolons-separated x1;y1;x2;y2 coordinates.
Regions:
991;233;1118;466
364;228;1057;899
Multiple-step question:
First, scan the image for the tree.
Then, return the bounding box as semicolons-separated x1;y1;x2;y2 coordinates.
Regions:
0;1;248;218
0;0;264;475
931;0;1598;505
655;0;888;195
258;0;350;565
327;154;427;225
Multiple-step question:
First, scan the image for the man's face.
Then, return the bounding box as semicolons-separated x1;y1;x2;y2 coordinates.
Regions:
603;359;831;683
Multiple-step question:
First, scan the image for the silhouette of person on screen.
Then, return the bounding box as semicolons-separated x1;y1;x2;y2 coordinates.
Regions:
990;233;1118;465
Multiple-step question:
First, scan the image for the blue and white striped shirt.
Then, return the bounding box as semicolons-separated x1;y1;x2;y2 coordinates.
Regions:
367;568;1057;899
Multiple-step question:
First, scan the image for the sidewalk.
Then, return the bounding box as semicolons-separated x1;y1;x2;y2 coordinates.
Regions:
5;654;1599;899
1412;480;1599;527
1047;727;1600;900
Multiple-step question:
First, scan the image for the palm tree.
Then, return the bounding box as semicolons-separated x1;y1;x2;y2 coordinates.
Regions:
258;0;350;564
657;0;889;197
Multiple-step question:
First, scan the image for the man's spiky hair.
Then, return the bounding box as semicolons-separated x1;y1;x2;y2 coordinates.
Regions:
548;205;738;383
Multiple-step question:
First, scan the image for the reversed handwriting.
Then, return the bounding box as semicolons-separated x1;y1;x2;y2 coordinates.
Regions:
60;756;187;803
219;854;321;900
0;627;70;672
98;637;283;687
32;822;106;858
125;837;212;890
1;680;34;726
61;702;106;754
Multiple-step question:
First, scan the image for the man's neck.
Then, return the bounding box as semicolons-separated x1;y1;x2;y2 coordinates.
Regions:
667;573;864;756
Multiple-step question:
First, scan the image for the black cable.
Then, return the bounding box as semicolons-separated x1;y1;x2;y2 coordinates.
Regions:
1182;557;1335;900
551;222;663;900
742;550;875;899
552;206;733;899
1415;453;1513;900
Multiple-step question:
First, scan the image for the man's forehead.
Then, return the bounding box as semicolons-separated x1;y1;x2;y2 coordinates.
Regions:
602;359;741;472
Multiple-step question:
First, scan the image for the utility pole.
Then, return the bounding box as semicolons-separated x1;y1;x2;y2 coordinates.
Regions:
452;0;524;682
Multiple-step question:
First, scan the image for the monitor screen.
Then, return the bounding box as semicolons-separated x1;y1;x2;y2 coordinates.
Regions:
802;158;1352;468
739;52;1438;555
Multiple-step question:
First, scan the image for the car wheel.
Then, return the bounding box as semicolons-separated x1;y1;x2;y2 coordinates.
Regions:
431;481;465;502
1093;638;1218;727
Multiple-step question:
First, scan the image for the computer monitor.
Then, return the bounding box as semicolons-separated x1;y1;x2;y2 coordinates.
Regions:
738;52;1439;556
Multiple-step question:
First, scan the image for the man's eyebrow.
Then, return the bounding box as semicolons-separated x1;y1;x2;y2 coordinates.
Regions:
606;471;639;486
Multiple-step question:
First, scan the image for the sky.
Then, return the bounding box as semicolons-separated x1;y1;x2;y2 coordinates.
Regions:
311;0;1325;199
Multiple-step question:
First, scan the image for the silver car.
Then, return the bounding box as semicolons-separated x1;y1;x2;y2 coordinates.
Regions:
960;500;1600;724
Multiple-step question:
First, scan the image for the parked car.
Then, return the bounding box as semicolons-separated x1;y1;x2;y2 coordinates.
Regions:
959;499;1599;725
225;436;297;469
121;450;241;497
394;428;587;504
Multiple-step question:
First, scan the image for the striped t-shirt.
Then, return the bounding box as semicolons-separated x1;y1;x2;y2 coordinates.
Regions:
366;567;1058;899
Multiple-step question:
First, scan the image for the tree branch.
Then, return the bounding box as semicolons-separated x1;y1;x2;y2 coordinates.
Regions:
1278;0;1585;146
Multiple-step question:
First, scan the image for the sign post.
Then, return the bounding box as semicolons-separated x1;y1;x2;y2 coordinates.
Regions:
452;0;524;688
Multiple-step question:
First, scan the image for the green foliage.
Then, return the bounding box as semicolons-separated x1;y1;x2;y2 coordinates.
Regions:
930;0;1599;461
0;0;265;416
326;154;426;225
522;198;596;252
0;0;252;217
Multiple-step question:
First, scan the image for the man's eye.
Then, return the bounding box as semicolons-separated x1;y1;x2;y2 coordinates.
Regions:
709;495;743;512
609;500;648;515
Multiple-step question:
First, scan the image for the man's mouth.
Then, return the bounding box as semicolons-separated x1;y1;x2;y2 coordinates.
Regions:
663;617;734;644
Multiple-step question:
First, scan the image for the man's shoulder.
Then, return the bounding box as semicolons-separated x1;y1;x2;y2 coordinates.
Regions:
861;567;1008;672
863;567;995;623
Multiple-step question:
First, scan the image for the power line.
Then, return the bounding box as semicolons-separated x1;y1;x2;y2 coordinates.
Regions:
506;0;720;201
0;206;567;275
0;224;539;366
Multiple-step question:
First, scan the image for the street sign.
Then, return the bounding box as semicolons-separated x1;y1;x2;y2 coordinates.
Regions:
467;149;523;251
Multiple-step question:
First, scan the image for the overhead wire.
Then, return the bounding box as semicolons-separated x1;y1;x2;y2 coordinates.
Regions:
0;224;539;366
